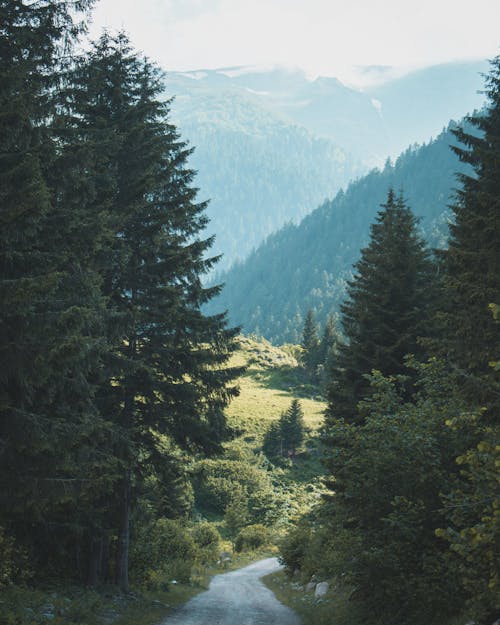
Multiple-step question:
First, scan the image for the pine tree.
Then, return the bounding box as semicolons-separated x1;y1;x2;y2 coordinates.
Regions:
325;189;436;424
224;492;249;546
280;399;305;457
318;315;338;366
434;57;500;625
65;33;241;589
0;0;106;580
316;314;339;388
263;400;305;460
438;55;500;415
262;421;283;459
301;309;320;375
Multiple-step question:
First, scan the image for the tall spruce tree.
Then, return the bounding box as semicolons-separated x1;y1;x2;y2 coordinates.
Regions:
324;190;436;424
65;33;241;590
434;57;500;624
438;55;500;415
0;0;107;580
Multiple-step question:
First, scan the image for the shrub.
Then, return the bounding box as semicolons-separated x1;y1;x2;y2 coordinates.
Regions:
191;522;220;564
130;518;196;587
192;459;279;524
234;524;270;552
0;526;32;586
278;522;312;573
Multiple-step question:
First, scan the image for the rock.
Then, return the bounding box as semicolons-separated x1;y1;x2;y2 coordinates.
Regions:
98;608;120;625
314;582;329;598
152;599;169;608
305;581;316;592
40;603;55;619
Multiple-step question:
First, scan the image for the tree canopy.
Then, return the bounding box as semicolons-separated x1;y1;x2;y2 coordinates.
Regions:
0;10;240;590
325;189;436;424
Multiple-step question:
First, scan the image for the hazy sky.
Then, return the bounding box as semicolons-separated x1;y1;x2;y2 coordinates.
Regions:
88;0;500;84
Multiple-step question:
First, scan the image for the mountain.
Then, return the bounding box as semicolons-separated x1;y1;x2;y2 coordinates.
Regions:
366;60;489;157
206;121;473;344
166;61;486;270
167;77;362;269
170;60;487;163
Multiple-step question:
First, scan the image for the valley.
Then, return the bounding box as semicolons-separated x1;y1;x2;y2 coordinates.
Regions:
1;4;498;625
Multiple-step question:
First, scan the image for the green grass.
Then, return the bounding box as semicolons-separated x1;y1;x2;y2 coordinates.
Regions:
113;584;202;625
263;570;355;625
263;571;474;625
221;335;327;489
0;549;277;625
0;582;200;625
226;336;326;441
0;337;326;625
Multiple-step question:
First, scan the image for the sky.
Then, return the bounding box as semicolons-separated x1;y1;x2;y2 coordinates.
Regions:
87;0;500;85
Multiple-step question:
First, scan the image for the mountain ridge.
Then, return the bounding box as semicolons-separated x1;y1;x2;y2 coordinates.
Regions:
165;60;486;270
206;120;473;343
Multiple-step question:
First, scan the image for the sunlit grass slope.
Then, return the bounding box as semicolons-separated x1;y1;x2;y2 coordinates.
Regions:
225;335;326;442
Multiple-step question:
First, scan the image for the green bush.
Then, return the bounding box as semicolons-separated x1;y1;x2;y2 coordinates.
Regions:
201;475;238;512
192;458;279;524
0;526;31;587
130;518;196;587
278;522;312;573
191;522;220;564
234;524;270;552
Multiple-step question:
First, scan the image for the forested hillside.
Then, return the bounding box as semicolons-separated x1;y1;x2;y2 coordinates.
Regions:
169;61;487;162
276;58;500;625
209;122;472;342
167;62;486;269
172;100;359;267
2;3;498;625
0;6;327;622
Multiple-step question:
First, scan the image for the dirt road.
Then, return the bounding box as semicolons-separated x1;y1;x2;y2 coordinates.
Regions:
162;557;301;625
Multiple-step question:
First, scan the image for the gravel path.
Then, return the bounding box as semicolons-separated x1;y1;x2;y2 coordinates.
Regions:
162;557;302;625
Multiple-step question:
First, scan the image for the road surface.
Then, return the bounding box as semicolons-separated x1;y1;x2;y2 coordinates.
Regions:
162;557;302;625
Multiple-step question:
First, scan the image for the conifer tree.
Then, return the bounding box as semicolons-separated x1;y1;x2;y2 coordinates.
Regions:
281;399;305;457
0;0;105;579
434;58;500;624
301;309;320;375
438;55;500;415
64;32;241;589
263;399;305;459
325;190;436;424
262;421;283;459
318;315;338;365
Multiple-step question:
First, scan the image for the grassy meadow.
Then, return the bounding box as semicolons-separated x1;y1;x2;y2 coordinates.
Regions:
226;335;326;438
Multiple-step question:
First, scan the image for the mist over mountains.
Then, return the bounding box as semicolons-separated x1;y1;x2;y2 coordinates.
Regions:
167;60;487;269
205;121;473;343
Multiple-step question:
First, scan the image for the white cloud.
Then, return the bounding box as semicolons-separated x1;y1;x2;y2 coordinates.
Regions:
87;0;500;82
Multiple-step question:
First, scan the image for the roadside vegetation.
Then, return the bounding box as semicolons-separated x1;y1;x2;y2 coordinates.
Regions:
273;60;500;625
0;335;326;624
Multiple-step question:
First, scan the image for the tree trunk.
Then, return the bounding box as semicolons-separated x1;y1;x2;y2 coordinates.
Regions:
101;532;110;582
88;533;102;586
115;472;131;592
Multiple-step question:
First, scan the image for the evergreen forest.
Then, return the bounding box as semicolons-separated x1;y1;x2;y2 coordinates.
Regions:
0;3;498;625
208;120;476;343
